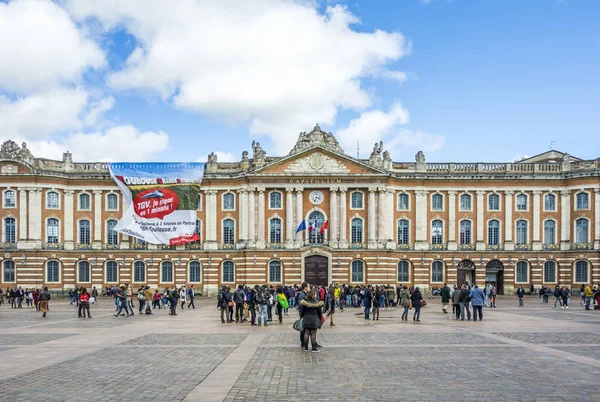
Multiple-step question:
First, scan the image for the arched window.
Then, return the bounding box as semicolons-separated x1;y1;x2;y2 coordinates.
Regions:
222;261;235;283
106;193;118;211
79;220;91;245
397;193;409;210
459;220;472;245
351;192;363;209
544;261;556;283
543;220;556;245
79;193;91;210
269;260;282;283
488;194;500;211
189;261;201;283
431;261;444;283
269;218;282;244
161;261;173;282
47;191;59;209
269;192;282;209
576;192;589;210
351;260;364;283
47;260;60;283
544;193;556;211
397;219;409;245
4;217;16;243
488;220;500;246
575;218;589;243
516;261;528;283
3;260;15;282
105;261;118;283
431;220;443;245
222;193;234;210
308;211;325;244
575;260;589;283
3;190;15;208
460;194;471;211
133;261;145;282
516;220;528;245
351;217;363;244
516;193;528;211
431;194;443;211
397;260;410;283
78;261;90;282
196;194;202;210
106;219;118;245
223;219;235;244
47;218;59;243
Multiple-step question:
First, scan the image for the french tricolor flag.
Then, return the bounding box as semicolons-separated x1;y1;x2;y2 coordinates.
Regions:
308;220;317;233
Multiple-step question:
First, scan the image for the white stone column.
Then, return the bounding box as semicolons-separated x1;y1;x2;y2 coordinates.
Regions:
64;190;74;250
338;188;347;248
295;189;304;245
447;191;457;251
17;188;27;242
385;188;395;249
532;190;542;250
28;188;42;247
238;189;247;244
286;188;295;248
256;188;266;248
329;188;338;247
476;190;486;251
205;190;218;250
415;190;429;250
560;190;571;250
93;190;102;248
595;189;600;250
504;191;514;251
248;189;256;247
367;188;377;248
377;189;385;246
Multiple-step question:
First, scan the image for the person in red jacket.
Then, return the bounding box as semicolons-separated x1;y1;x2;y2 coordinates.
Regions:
79;288;92;319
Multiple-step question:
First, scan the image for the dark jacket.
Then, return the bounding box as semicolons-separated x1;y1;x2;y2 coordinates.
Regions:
324;293;335;311
234;289;245;304
38;290;51;301
297;290;307;315
410;289;422;309
373;289;383;308
300;299;324;329
364;288;373;307
451;289;461;304
459;288;470;303
516;288;525;298
440;286;451;303
248;290;257;309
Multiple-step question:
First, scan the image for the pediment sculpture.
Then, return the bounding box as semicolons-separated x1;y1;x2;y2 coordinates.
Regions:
284;152;349;174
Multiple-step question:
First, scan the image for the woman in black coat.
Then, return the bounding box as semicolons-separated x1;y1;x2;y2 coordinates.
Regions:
410;287;423;322
300;290;324;352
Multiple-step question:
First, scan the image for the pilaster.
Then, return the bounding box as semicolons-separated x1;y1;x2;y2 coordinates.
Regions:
295;188;303;246
248;189;256;248
560;190;571;251
285;188;295;248
532;190;542;250
447;191;457;251
476;190;486;251
595;189;600;250
504;191;514;251
63;190;74;250
27;188;42;248
17;188;28;245
238;188;248;244
93;190;103;246
256;188;266;249
338;188;347;248
414;190;429;250
205;190;218;250
377;188;386;248
329;188;338;248
367;188;377;249
385;187;395;249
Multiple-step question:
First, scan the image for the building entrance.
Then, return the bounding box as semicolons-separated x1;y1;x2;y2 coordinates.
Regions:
485;259;505;295
457;259;476;287
304;255;329;287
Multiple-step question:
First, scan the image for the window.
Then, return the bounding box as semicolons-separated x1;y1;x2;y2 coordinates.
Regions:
488;194;500;211
431;261;444;283
78;261;90;282
431;194;443;211
308;211;325;244
47;191;59;209
269;260;282;283
543;220;556;245
161;261;173;282
106;219;118;245
575;260;588;283
196;194;202;210
4;190;16;208
397;193;409;210
4;217;16;243
134;261;145;283
516;220;528;245
79;193;90;210
575;218;589;243
222;193;234;210
459;220;472;245
351;260;364;283
106;193;118;211
431;220;443;245
223;219;235;244
351;192;363;209
544;261;556;283
47;260;60;282
47;218;59;243
269;192;282;209
397;261;409;283
397;219;409;245
516;193;528;211
544;193;556;211
222;261;234;283
516;261;528;283
189;261;201;282
269;218;282;244
576;192;589;210
3;260;15;282
79;220;91;244
460;194;471;211
105;261;118;283
488;220;500;246
351;218;363;244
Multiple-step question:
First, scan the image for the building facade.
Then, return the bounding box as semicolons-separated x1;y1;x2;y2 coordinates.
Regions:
1;126;599;295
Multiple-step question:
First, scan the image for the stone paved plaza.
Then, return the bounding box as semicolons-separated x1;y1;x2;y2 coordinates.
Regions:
1;296;599;401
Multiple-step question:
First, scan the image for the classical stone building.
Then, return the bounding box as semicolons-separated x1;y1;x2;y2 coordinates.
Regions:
0;127;599;295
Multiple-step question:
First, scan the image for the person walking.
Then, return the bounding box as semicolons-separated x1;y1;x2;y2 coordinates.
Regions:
169;287;180;315
580;284;586;305
553;286;562;308
399;285;410;321
38;287;51;318
440;283;451;314
257;286;269;326
490;286;497;308
300;290;324;353
114;286;132;317
79;288;92;318
248;286;257;326
452;285;461;319
234;285;245;323
91;286;98;304
410;287;423;322
323;286;336;326
297;282;310;349
144;286;153;314
372;286;382;321
459;285;472;321
187;285;195;309
469;285;485;321
276;286;288;325
560;286;570;309
363;285;373;320
516;285;525;307
584;284;593;310
485;282;492;307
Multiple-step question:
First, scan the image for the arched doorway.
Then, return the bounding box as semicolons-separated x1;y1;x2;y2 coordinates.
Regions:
307;210;326;244
457;259;476;287
486;259;504;295
304;255;329;286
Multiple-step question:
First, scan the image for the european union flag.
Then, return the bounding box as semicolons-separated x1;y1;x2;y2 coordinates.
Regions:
295;220;307;233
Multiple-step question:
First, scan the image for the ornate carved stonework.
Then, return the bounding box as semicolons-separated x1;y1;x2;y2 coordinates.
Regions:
0;140;33;165
289;125;344;156
1;165;18;174
284;152;349;174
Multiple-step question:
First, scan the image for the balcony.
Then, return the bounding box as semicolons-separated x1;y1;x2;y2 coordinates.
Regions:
75;243;92;250
486;244;504;251
303;241;331;247
185;243;204;250
396;243;414;251
0;242;17;250
458;243;475;251
42;242;64;250
571;242;593;250
430;243;448;251
103;243;120;250
543;243;560;251
219;243;236;250
350;242;367;249
515;243;532;251
158;244;176;250
132;242;148;250
265;242;283;249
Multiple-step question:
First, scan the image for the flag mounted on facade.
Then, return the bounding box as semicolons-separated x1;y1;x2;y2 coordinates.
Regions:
296;220;307;233
319;220;329;235
308;220;317;233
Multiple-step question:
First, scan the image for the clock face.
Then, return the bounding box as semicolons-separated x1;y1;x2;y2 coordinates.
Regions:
309;190;324;205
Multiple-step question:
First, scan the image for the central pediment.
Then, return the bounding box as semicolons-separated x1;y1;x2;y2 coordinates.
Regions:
284;152;349;174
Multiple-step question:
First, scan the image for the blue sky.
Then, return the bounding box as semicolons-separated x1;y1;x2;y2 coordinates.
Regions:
0;0;598;163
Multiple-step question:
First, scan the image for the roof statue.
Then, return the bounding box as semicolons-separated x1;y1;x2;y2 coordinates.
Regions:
252;141;266;167
1;140;34;165
289;124;344;156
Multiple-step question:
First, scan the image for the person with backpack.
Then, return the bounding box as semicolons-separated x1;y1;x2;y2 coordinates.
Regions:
234;285;246;323
79;288;92;318
459;284;472;321
300;289;324;353
114;286;131;318
248;286;258;326
276;286;288;325
440;283;451;314
399;285;411;321
469;285;485;321
324;286;336;325
452;285;461;319
257;285;269;326
187;285;196;309
372;286;382;321
516;285;525;307
38;287;51;318
410;287;423;322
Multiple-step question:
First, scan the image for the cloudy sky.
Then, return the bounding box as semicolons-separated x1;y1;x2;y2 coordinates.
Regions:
0;0;598;163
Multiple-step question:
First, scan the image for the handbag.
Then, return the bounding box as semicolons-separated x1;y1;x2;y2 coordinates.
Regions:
227;301;234;307
89;297;95;303
421;300;427;306
408;299;412;310
293;318;304;332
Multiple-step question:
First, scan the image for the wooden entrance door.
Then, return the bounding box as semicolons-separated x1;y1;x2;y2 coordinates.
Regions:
304;256;329;287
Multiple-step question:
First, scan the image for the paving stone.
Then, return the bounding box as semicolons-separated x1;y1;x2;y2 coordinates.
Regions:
492;332;599;344
122;333;248;346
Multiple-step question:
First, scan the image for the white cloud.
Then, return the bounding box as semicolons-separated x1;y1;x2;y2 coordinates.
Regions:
0;0;104;93
197;151;237;163
66;0;409;154
84;96;115;126
389;128;445;152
